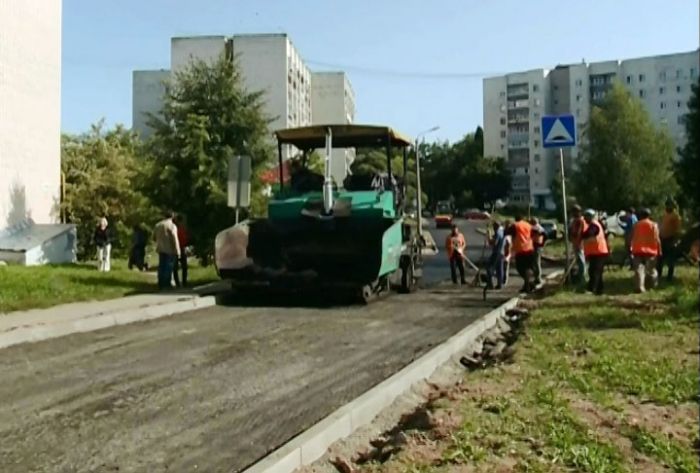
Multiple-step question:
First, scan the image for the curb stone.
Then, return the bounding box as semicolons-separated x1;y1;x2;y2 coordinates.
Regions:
0;296;216;350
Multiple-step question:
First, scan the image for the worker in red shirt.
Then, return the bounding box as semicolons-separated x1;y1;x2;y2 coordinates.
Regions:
173;214;190;288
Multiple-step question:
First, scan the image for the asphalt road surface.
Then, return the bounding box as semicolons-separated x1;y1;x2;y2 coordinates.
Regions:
0;218;510;473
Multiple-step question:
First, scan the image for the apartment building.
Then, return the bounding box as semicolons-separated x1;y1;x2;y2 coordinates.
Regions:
0;0;62;227
133;34;354;171
310;72;356;182
484;50;699;209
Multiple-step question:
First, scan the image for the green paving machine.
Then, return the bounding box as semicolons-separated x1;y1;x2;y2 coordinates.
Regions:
214;124;428;302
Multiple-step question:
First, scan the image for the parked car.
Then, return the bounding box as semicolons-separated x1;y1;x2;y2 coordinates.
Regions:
540;220;558;240
463;208;491;220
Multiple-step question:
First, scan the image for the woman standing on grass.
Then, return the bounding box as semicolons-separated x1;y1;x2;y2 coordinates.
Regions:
94;217;112;272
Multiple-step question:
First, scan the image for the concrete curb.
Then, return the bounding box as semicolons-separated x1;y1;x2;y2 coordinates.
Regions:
242;296;520;473
0;296;216;350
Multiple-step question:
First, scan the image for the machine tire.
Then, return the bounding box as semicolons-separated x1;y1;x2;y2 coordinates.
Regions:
400;259;416;293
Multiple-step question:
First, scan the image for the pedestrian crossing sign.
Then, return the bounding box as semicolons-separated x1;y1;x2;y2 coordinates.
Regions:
542;114;576;148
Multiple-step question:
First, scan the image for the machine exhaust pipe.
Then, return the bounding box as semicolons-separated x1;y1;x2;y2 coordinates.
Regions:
323;127;334;215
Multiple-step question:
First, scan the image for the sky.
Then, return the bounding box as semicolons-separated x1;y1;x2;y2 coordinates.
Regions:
62;0;699;142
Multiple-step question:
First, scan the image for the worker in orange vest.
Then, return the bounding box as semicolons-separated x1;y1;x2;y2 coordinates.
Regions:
505;214;535;293
657;198;682;282
581;209;610;295
445;224;467;285
630;208;662;293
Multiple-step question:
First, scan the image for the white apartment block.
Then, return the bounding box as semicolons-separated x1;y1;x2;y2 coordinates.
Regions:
484;49;699;209
133;34;317;161
0;0;62;227
311;72;356;183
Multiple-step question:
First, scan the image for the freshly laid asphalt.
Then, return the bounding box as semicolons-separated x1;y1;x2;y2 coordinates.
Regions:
0;219;523;473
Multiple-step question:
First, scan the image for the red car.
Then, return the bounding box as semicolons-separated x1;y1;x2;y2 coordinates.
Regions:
463;208;491;220
434;202;453;228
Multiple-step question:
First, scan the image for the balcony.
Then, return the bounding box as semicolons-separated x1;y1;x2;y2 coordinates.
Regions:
508;132;530;142
507;86;529;99
508;141;530;150
507;114;529;124
507;100;529;110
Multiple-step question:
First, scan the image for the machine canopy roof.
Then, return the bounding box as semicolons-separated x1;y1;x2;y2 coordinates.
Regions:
275;124;413;149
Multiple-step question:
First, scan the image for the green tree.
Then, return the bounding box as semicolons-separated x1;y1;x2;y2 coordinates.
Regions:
572;82;677;211
144;55;273;263
61;122;153;259
677;79;700;217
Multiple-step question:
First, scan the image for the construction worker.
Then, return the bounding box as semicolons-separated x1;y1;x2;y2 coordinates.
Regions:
486;220;506;290
569;205;587;284
582;209;610;295
505;215;535;293
530;217;546;286
618;207;638;269
630;208;662;293
657;199;682;282
446;224;467;285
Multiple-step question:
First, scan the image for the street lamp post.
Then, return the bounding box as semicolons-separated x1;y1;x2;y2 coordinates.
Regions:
414;126;439;240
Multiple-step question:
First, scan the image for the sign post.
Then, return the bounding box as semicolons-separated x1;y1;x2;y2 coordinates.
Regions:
542;114;577;272
228;155;252;224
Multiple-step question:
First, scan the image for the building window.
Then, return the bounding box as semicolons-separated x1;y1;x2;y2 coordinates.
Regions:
500;104;506;112
534;98;541;106
499;91;506;97
691;68;697;78
660;102;666;109
659;71;666;81
639;89;645;98
533;126;540;133
576;109;581;117
659;87;665;95
575;79;583;87
553;85;559;91
500;144;505;150
677;116;685;125
676;85;682;93
500;130;506;138
639;74;645;82
525;168;529;174
535;168;539;174
676;69;683;79
574;94;580;102
500;117;506;125
534;154;541;162
626;75;632;84
534;140;539;147
533;84;539;92
677;100;682;108
534;112;540;119
554;99;559;105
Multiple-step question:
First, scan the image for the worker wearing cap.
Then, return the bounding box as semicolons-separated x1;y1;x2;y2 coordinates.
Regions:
631;208;662;293
657;198;682;282
581;209;609;295
568;205;587;284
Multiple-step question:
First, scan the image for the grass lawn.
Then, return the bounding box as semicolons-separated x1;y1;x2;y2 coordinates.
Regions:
359;266;699;473
0;257;218;313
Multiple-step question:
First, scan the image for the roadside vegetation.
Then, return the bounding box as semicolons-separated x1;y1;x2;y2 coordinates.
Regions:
0;258;217;313
357;266;699;473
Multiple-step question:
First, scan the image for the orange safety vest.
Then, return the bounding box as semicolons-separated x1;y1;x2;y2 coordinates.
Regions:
631;219;661;257
511;220;534;255
570;216;588;248
583;221;609;257
445;233;465;259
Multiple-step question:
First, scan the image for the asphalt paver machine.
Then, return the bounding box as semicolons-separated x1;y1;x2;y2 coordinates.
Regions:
215;124;430;302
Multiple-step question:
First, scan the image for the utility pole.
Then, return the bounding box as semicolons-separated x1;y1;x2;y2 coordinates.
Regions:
559;147;570;269
414;126;439;240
